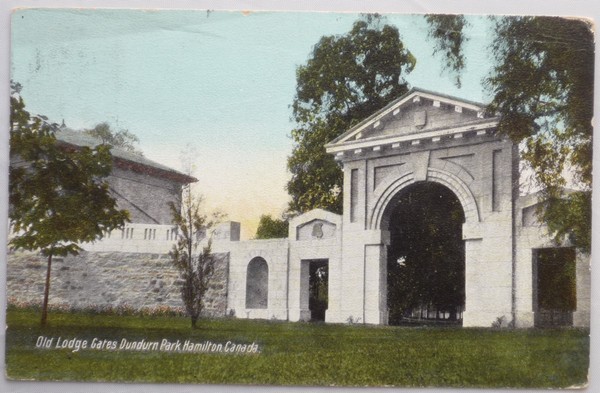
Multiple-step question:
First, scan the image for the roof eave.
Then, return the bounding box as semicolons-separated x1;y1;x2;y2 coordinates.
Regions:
57;139;197;184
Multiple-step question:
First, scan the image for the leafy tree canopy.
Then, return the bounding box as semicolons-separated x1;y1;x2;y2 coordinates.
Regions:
84;122;142;155
255;214;289;239
9;82;130;325
9;85;130;257
425;15;469;88
287;15;416;214
426;16;593;252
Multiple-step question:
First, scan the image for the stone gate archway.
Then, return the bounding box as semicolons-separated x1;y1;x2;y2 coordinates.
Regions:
382;181;466;325
370;166;480;231
325;88;517;327
212;87;588;328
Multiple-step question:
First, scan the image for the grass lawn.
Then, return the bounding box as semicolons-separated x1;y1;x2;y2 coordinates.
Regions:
5;308;589;388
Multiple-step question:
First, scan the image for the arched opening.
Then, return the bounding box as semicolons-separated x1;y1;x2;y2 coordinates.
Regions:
384;182;465;325
246;257;269;309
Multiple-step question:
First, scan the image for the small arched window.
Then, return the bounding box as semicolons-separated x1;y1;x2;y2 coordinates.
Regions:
246;257;269;309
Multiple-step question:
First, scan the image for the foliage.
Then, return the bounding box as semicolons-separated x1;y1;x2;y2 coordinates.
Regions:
542;191;591;252
255;214;289;239
425;15;469;88
426;16;593;252
169;188;221;328
9;83;130;326
287;14;416;214
6;308;590;387
84;122;142;155
387;183;465;324
487;16;593;252
491;315;514;329
6;298;185;317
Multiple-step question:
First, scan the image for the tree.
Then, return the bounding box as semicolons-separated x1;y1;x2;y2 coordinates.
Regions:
9;83;130;326
84;122;142;155
255;214;289;239
425;15;469;88
426;16;593;252
287;15;416;214
169;188;220;328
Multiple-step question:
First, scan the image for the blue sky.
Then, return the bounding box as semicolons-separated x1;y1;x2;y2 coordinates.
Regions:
11;9;494;238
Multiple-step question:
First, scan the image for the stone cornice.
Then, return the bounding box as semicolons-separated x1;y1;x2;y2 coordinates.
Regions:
328;87;490;146
325;119;500;156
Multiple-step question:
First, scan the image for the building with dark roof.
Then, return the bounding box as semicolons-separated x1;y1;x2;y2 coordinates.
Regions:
56;127;197;226
7;126;219;313
9;126;196;253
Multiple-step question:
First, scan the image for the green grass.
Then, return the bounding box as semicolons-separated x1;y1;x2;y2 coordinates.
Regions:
5;308;589;388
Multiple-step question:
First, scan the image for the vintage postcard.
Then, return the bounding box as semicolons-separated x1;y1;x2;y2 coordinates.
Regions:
3;6;593;391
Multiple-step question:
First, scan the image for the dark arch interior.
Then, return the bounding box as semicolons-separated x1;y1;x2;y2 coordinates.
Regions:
385;182;465;325
246;257;269;309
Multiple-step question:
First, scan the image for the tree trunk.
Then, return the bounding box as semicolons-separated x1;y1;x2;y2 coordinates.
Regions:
41;253;53;327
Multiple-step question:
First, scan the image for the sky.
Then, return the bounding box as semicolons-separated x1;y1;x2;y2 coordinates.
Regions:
11;9;494;239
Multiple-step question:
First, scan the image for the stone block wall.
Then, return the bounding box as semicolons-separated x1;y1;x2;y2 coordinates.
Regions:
6;250;229;318
219;238;290;320
514;196;591;328
203;253;230;317
109;167;183;225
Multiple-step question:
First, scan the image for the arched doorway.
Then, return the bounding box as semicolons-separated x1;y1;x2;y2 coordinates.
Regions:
384;182;465;325
246;257;269;309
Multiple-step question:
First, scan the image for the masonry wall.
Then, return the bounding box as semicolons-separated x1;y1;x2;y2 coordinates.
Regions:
335;131;518;326
109;167;183;225
288;210;343;323
214;238;289;320
514;197;591;328
7;250;229;318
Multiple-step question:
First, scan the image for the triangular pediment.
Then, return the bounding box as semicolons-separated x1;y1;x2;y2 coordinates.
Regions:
326;88;499;154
